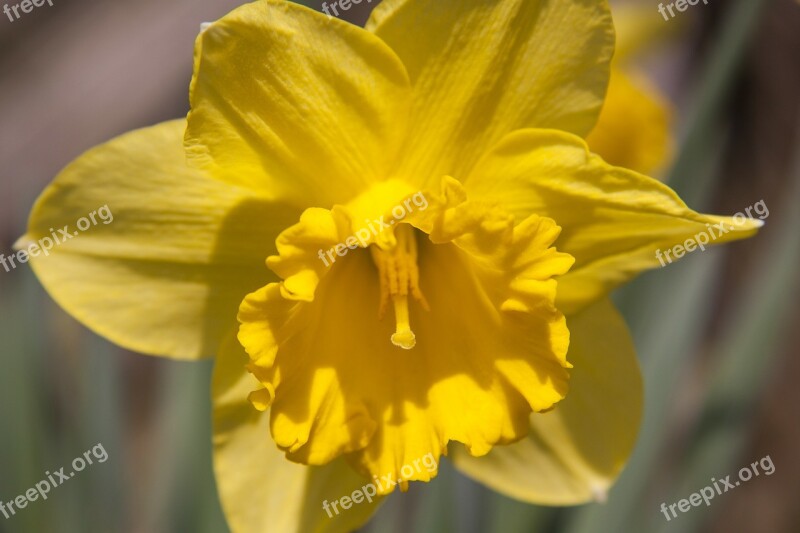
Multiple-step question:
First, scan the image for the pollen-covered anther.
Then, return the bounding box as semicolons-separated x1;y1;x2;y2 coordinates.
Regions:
369;224;429;349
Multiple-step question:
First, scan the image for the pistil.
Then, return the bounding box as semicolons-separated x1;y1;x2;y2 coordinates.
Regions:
369;224;429;349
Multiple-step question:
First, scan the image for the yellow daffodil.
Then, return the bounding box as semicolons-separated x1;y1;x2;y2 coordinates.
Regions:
586;3;676;175
19;0;761;531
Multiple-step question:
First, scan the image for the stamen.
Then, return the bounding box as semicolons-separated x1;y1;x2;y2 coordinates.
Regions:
369;224;428;349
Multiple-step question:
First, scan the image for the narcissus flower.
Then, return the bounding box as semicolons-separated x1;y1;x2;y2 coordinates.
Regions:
20;0;761;531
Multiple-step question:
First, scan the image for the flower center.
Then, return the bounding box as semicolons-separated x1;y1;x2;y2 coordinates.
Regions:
369;224;429;349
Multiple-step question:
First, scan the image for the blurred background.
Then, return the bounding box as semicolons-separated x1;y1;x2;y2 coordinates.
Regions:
0;0;798;532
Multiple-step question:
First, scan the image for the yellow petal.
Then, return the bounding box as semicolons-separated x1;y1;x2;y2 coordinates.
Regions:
586;68;673;175
19;120;298;359
366;0;615;184
450;298;642;505
213;332;383;533
186;0;411;206
238;179;574;487
464;129;763;314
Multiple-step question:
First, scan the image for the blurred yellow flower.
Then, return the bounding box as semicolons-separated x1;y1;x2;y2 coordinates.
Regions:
586;70;673;174
586;3;676;175
19;1;760;531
